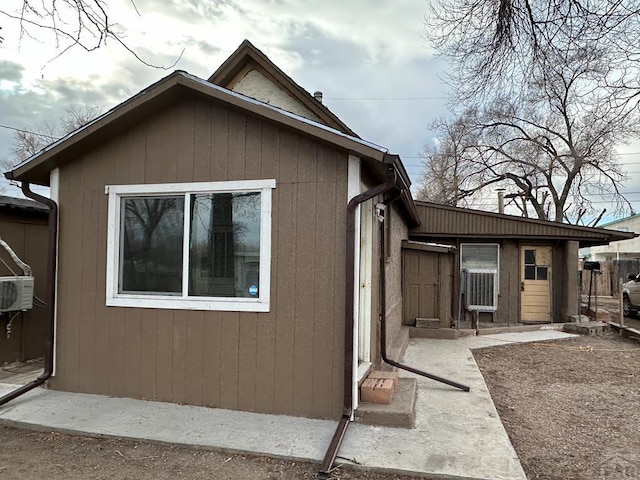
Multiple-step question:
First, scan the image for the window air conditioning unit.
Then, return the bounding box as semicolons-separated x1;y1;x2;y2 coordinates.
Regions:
0;276;34;312
464;269;498;312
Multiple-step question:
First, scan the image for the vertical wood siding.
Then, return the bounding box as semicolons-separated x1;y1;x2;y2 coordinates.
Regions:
414;202;611;242
0;211;48;363
51;97;347;419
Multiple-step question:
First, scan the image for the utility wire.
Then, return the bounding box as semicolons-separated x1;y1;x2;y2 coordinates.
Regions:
326;96;448;100
0;124;57;140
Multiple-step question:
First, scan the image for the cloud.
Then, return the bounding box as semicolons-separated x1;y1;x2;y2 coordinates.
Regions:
278;24;450;182
0;0;637;217
0;60;24;83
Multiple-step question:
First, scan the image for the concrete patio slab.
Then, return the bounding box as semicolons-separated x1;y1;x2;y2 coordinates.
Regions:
0;329;577;479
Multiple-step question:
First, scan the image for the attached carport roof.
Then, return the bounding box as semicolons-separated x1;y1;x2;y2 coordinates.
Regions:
410;201;636;247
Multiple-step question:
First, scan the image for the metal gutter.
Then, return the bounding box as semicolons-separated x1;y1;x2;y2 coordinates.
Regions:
318;168;398;478
0;183;57;406
379;197;470;392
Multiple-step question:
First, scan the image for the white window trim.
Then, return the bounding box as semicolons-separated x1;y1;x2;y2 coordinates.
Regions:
50;167;60;377
460;243;500;311
105;179;275;312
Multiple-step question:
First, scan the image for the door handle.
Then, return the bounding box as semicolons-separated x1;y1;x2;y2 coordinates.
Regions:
520;282;525;291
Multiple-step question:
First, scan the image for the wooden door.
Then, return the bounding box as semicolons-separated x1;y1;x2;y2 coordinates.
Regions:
403;249;439;325
520;246;552;322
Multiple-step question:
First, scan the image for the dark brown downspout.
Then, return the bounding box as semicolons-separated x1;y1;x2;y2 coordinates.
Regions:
318;168;398;478
378;197;470;391
0;182;57;406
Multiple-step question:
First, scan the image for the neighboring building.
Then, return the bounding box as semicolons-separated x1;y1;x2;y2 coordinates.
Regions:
0;195;48;364
580;213;640;261
579;213;640;295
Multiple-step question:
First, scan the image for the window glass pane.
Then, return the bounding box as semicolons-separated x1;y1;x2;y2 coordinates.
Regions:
461;244;498;269
524;249;535;265
120;196;184;293
536;266;548;280
524;265;535;280
189;192;261;297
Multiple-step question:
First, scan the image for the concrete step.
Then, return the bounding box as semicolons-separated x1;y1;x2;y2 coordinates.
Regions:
409;327;459;339
564;321;610;336
354;377;417;429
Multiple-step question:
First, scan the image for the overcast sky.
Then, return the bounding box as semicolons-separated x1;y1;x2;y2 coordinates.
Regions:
0;0;638;221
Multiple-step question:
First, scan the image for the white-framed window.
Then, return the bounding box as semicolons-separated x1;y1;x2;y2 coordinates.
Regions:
460;243;499;311
105;179;275;312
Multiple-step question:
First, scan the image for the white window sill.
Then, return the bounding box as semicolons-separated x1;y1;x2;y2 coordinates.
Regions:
106;296;270;312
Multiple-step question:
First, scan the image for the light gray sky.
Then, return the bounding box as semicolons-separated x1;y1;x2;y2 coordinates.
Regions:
0;0;638;220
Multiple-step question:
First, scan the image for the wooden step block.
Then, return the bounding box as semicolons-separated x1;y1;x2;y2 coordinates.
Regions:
361;378;395;404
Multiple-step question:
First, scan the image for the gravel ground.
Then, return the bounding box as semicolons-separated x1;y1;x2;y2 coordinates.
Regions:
474;333;640;480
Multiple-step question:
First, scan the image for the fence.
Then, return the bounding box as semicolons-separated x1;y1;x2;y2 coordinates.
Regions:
580;259;640;296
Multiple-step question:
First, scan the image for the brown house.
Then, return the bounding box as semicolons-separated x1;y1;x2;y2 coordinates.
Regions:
0;195;48;364
4;41;419;424
405;201;634;331
5;41;635;474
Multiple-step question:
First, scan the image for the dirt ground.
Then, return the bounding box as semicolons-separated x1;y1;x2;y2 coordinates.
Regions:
0;424;426;480
474;333;640;480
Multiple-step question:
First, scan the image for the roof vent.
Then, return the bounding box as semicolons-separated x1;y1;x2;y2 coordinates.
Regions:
313;91;323;103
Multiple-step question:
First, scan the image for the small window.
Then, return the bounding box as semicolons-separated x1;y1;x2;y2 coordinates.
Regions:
461;243;499;311
524;249;535;265
536;266;548;281
523;248;548;281
106;180;275;312
524;266;536;280
461;244;499;270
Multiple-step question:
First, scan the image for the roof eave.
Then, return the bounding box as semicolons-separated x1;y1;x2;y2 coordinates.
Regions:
8;71;187;186
7;71;391;186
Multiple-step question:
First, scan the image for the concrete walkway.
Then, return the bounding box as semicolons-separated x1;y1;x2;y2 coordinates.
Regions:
0;329;576;479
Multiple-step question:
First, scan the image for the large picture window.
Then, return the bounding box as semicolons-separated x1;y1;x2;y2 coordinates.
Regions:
106;180;275;312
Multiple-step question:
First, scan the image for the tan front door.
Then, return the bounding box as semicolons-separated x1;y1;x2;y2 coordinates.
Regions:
520;246;552;322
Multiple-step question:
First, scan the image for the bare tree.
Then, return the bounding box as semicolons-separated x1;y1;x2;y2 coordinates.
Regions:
421;47;638;223
1;105;100;174
424;0;640;222
0;1;182;67
427;0;640;106
417;114;483;206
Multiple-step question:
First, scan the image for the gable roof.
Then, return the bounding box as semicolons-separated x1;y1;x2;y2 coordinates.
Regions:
410;201;636;247
4;71;418;225
5;71;381;185
209;40;357;137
